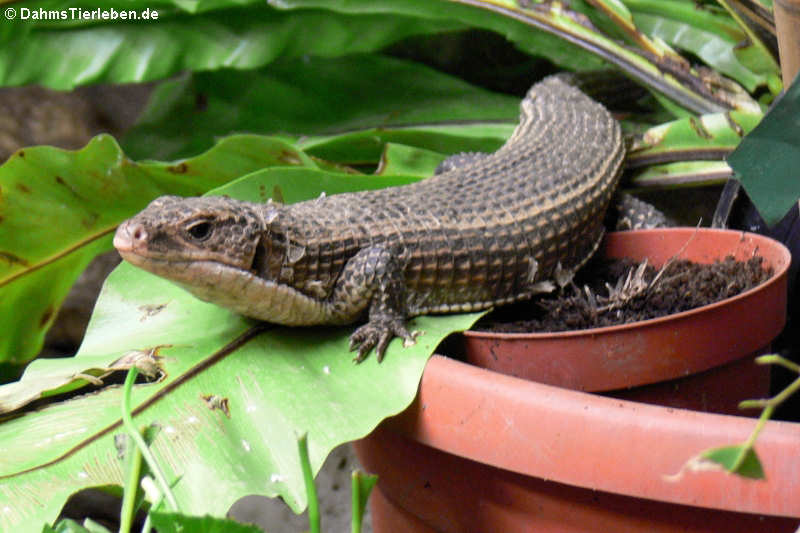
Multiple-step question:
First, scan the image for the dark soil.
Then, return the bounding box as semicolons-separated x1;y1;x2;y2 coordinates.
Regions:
476;255;773;333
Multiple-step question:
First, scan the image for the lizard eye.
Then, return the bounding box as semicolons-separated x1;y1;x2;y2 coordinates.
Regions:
187;221;213;242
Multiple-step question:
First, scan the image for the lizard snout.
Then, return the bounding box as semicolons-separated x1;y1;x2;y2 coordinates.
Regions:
113;220;148;253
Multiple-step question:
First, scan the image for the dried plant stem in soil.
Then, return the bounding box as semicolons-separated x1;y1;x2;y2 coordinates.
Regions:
478;254;773;334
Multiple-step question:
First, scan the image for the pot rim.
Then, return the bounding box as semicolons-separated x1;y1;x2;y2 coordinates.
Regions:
389;354;800;519
464;228;791;340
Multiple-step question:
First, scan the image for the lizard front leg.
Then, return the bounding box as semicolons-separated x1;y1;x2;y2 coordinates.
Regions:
329;245;417;362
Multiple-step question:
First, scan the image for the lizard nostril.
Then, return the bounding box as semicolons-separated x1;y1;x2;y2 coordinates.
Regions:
131;225;147;242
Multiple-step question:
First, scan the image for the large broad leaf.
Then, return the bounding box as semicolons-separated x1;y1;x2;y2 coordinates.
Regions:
0;135;316;369
0;168;483;533
0;3;464;89
728;71;800;226
122;54;520;162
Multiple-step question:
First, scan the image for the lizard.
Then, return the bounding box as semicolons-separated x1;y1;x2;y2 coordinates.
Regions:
114;76;628;362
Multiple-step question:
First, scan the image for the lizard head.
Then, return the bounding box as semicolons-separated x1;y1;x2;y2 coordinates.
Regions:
114;195;331;326
113;195;266;277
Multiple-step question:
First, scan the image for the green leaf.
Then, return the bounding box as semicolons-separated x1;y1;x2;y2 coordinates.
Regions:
728;70;800;226
300;124;514;169
48;519;112;533
0;169;484;533
624;0;775;92
628;160;733;188
376;144;447;177
700;445;765;479
0;4;464;89
148;512;264;533
627;110;762;167
0;135;314;367
268;0;742;113
122;54;520;162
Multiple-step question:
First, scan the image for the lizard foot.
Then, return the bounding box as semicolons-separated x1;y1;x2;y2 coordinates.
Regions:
349;318;418;363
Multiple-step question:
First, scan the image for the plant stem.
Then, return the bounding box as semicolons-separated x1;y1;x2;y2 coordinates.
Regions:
121;367;179;512
119;434;144;533
731;370;800;472
298;433;320;533
755;353;800;374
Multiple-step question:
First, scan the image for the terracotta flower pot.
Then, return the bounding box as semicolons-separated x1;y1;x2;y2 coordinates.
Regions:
355;357;800;533
462;228;791;413
354;229;798;532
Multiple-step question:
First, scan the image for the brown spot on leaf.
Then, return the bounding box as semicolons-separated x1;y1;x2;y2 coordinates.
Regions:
724;112;744;137
17;150;24;158
0;250;29;266
39;305;55;327
81;211;100;229
201;394;231;418
688;116;713;140
279;150;303;166
138;303;168;321
167;162;189;174
272;185;285;204
16;183;31;193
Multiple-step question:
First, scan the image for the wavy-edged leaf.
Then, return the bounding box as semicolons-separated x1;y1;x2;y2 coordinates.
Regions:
122;54;521;162
0;4;464;89
0;135;315;366
0;168;483;532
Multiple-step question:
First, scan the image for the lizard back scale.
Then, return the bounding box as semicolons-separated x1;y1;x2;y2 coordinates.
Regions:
114;76;624;361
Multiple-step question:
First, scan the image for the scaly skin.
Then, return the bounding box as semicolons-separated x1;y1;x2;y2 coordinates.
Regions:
114;77;624;361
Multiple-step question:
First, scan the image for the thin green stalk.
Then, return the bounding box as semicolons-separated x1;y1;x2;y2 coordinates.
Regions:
119;434;144;533
297;434;320;533
730;358;800;472
121;367;179;512
351;472;362;533
754;353;800;374
739;373;800;410
350;470;377;533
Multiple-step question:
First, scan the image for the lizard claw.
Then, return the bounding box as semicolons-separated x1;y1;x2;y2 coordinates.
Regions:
349;319;417;363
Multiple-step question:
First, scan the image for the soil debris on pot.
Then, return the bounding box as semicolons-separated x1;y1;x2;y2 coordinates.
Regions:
476;255;773;333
